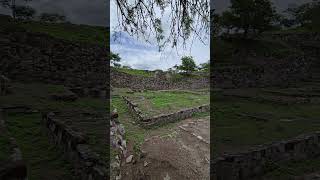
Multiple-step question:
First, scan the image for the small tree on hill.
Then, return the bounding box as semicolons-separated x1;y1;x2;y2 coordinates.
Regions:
0;0;33;20
178;56;197;74
110;52;121;68
220;0;278;38
199;61;210;72
286;1;320;30
39;13;66;23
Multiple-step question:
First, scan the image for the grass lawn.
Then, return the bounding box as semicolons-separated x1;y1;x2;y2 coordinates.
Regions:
114;68;155;77
213;88;320;157
261;156;320;179
125;89;209;117
6;112;74;180
0;127;11;162
0;82;107;161
0;15;107;45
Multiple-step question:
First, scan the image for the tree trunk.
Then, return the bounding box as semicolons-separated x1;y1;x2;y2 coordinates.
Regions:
11;0;16;20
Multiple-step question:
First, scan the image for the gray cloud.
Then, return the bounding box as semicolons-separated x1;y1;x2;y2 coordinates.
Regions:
0;0;108;26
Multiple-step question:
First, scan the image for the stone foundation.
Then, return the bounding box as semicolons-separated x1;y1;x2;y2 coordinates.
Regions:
212;132;320;180
111;69;209;90
42;113;108;180
123;96;210;128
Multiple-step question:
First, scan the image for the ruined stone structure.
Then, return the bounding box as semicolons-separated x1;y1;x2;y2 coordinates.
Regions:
123;96;210;128
111;69;209;90
213;55;310;88
212;132;320;180
0;26;108;96
43;112;108;180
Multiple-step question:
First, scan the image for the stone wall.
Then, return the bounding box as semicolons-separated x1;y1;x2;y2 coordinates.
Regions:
42;112;108;180
0;109;27;180
0;26;108;90
111;69;209;90
268;32;320;58
212;132;320;180
213;55;310;89
123;96;210;128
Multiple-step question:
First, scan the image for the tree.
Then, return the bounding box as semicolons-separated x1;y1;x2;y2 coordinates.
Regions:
114;0;210;50
178;56;197;74
286;0;320;30
222;0;278;38
199;61;210;72
0;0;32;19
110;52;121;68
39;13;66;23
15;5;35;20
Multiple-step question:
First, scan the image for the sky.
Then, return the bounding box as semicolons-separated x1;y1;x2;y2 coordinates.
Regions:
110;1;210;70
0;0;108;26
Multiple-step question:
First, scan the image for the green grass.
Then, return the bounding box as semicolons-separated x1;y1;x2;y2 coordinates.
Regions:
114;67;155;77
262;157;320;179
0;82;107;162
126;90;209;117
111;96;147;153
0;83;105;113
213;90;320;157
0;132;11;162
6;112;74;180
0;15;107;45
212;34;301;64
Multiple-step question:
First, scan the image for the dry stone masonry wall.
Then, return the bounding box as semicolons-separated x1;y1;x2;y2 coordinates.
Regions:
0;26;108;92
212;132;320;180
213;56;310;88
111;69;209;90
43;112;108;180
123;96;210;128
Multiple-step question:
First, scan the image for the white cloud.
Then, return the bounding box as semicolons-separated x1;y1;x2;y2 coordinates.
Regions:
110;1;210;70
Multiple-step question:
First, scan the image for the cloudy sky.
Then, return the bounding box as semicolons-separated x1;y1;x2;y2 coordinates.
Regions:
110;1;210;70
0;0;108;26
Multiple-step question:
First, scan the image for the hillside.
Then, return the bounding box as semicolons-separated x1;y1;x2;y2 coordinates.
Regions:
0;14;108;45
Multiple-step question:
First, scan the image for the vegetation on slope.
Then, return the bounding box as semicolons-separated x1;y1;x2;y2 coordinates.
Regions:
0;15;108;45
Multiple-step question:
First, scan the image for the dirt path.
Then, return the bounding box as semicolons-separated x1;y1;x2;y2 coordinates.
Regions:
121;116;210;180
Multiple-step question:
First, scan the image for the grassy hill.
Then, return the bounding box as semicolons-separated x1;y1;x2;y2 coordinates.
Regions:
0;14;108;45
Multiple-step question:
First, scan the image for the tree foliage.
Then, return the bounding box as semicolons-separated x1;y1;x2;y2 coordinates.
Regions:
110;52;121;68
178;56;197;74
213;0;278;38
0;0;32;19
286;0;320;30
199;61;210;72
39;13;66;23
15;5;35;20
114;0;210;50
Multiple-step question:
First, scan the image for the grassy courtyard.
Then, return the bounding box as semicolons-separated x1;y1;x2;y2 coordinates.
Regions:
125;89;209;117
0;82;107;178
111;88;210;153
213;85;320;179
